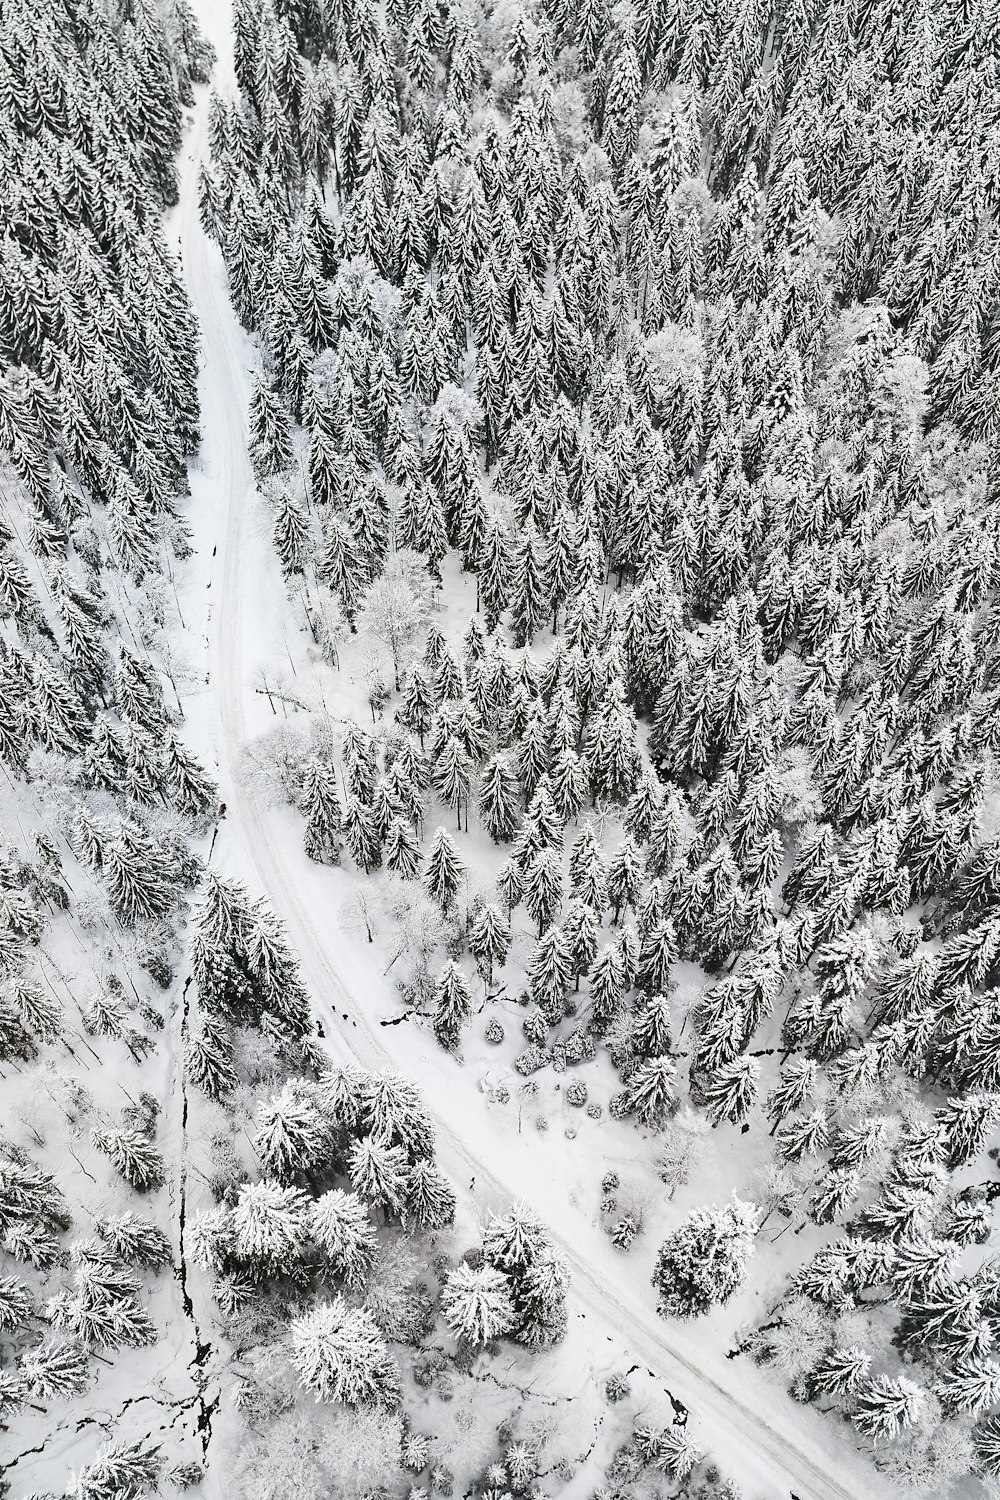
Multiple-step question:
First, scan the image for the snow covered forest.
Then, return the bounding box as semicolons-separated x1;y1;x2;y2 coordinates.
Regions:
2;0;1000;1493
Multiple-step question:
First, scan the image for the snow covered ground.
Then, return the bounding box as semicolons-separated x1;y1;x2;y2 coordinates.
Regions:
3;0;983;1494
164;6;895;1494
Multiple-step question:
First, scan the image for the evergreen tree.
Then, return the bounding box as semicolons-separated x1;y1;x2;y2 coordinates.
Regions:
385;816;421;877
92;1127;165;1193
273;490;311;576
19;1335;90;1403
400;668;435;745
255;1083;329;1184
587;683;642;804
607;837;644;922
300;757;343;862
852;1375;928;1442
442;1263;516;1345
590;944;626;1032
433;960;473;1049
343;796;381;871
423;826;465;909
469;902;511;985
509;525;549;647
563;899;599;987
523;848;564;935
549;746;586;823
633;991;674;1058
405;1160;456;1229
478;519;513;631
636;918;677;995
185;1015;238;1099
249;378;294;477
528;925;571;1025
290;1297;400;1408
652;1198;758;1318
72;1440;163;1500
163;733;218;819
703;1056;759;1126
348;1137;409;1219
625;1056;679;1127
433;733;473;830
809;1344;872;1400
229;1180;311;1269
310;1190;378;1286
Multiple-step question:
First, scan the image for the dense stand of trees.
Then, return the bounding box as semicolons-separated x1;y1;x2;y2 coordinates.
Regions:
0;0;219;1483
0;0;217;963
179;0;1000;1484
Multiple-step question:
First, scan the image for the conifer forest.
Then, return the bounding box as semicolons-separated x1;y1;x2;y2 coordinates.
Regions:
1;0;1000;1495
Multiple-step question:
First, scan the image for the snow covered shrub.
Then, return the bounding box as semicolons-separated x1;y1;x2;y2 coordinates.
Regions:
514;1045;550;1076
412;1358;437;1390
609;1090;632;1120
565;1079;588;1107
485;1017;504;1044
611;1214;640;1251
169;1461;205;1488
653;1197;758;1318
521;1006;549;1046
430;1463;454;1494
606;1439;645;1486
401;1429;431;1471
562;1027;596;1064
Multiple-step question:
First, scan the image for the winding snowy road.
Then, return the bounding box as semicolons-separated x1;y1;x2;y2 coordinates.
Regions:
175;22;885;1499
